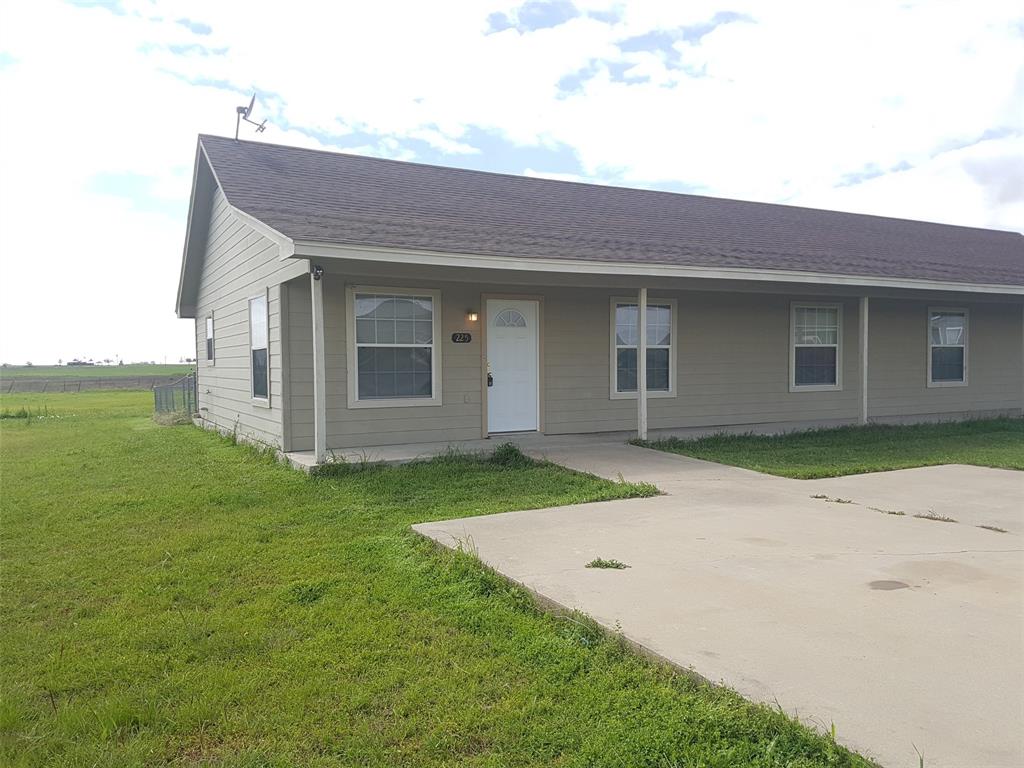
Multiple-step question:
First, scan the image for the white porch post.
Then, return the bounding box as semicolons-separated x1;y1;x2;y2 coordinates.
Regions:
859;296;869;425
311;265;327;463
637;287;648;440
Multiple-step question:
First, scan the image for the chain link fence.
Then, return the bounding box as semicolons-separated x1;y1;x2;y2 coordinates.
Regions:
154;373;197;416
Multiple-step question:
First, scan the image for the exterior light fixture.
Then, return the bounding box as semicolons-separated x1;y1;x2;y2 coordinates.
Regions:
467;311;479;323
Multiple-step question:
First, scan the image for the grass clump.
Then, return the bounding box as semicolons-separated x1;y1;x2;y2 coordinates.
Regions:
0;405;49;420
489;441;535;469
1;391;872;767
283;580;333;605
870;507;906;516
152;410;192;426
586;558;630;570
913;511;957;523
636;418;1024;479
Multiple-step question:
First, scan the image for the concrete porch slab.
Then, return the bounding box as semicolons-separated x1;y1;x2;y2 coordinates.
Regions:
283;416;862;471
284;430;635;470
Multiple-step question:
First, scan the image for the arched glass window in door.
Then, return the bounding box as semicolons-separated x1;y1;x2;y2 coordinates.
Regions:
494;309;527;328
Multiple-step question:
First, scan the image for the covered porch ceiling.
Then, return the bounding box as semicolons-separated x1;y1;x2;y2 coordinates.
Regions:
286;247;1024;304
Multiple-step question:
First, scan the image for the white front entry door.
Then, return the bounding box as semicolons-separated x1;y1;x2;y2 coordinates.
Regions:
486;299;539;433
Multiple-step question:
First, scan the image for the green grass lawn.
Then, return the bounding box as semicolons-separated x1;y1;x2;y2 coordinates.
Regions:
1;391;871;767
0;364;194;380
638;418;1024;479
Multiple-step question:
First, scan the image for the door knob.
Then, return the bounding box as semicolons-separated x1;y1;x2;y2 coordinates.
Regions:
487;372;494;387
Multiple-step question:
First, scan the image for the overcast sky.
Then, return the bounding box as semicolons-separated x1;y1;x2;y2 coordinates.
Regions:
0;0;1021;365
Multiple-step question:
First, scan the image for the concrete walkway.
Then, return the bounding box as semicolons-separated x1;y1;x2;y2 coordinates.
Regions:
415;444;1024;768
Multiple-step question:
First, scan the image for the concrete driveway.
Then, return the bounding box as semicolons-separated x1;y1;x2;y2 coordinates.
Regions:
414;445;1024;768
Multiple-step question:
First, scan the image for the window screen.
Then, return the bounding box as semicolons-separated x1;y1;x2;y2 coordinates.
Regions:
793;306;839;387
205;316;214;362
354;293;434;399
614;302;671;393
929;310;966;383
249;295;268;399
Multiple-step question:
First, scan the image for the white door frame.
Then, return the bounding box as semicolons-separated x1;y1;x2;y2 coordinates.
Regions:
481;293;544;437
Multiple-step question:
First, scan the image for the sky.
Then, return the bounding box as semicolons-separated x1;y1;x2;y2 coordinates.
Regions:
0;0;1021;365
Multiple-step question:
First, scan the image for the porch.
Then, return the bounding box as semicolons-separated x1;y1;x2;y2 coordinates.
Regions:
277;255;1020;466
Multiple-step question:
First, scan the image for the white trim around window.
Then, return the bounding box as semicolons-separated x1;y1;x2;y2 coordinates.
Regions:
609;296;677;400
248;291;270;406
790;302;843;392
346;285;443;409
927;307;969;387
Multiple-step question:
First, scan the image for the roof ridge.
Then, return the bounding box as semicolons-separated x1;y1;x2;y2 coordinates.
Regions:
196;134;1021;238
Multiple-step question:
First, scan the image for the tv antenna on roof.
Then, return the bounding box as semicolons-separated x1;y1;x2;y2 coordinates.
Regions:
235;93;267;140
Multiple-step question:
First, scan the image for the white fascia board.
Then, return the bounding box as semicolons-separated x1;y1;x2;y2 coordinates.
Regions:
228;204;295;257
175;147;205;318
292;240;1024;296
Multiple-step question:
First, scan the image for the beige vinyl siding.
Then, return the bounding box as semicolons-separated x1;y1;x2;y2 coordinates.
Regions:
284;279;870;449
544;292;862;434
193;188;306;448
281;273;1022;451
282;278;315;450
283;275;483;450
868;299;1023;419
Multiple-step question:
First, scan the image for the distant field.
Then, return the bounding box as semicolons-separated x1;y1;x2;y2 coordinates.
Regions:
0;364;194;380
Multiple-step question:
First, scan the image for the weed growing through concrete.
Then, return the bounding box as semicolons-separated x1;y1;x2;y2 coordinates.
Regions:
586;557;630;570
869;507;906;516
913;510;957;523
978;524;1008;533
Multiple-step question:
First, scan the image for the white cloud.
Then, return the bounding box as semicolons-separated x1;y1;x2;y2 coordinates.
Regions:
0;0;1021;364
522;168;599;183
794;134;1024;228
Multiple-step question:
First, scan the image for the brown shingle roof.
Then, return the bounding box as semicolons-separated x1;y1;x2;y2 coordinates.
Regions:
198;134;1024;287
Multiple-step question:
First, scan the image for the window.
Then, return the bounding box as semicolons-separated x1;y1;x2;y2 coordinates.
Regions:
205;315;214;364
928;308;967;386
494;309;527;328
347;287;442;408
791;304;842;390
249;293;268;401
610;298;675;398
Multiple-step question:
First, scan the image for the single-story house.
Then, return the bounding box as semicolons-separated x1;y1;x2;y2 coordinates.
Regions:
176;134;1024;464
